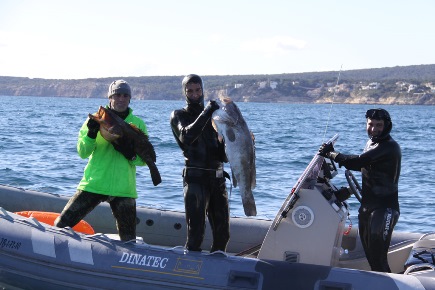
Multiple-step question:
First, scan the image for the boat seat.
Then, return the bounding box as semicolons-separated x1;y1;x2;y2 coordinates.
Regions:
404;239;435;271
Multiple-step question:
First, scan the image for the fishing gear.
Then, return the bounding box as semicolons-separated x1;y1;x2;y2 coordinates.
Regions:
322;65;343;143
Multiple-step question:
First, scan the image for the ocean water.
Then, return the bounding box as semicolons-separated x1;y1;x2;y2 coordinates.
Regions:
1;96;435;233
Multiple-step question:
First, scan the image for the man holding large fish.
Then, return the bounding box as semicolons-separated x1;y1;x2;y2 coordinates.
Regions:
55;80;156;241
170;74;257;253
170;74;231;252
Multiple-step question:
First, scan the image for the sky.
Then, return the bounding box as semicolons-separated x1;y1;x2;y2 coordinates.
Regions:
0;0;434;79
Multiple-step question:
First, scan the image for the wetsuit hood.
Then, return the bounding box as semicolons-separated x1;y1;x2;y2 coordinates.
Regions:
365;108;392;142
182;74;204;108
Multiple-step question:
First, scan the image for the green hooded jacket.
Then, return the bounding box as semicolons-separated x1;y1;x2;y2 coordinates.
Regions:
76;108;147;198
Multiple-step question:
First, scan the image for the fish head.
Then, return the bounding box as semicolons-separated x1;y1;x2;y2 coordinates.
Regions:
218;95;233;105
88;106;123;141
213;96;242;128
217;96;233;113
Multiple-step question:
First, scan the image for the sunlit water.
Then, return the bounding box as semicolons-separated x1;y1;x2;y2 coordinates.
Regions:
1;96;435;233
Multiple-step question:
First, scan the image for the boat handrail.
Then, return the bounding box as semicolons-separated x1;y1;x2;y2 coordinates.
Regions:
21;217;45;229
418;232;435;240
0;207;14;221
123;238;150;246
168;245;188;254
404;263;435;275
390;238;422;249
4;209;46;230
86;233;119;245
205;250;229;258
56;226;82;238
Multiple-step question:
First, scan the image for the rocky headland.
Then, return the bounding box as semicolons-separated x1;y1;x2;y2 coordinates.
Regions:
1;64;435;105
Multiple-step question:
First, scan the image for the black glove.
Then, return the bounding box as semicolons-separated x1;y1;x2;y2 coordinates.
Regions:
87;118;100;139
318;143;334;158
335;187;351;202
113;138;136;161
204;100;220;115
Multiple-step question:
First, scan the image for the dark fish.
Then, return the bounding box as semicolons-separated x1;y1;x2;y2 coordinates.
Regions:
89;106;162;186
212;96;257;216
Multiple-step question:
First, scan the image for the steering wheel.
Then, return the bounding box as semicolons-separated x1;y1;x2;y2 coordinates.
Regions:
345;170;362;203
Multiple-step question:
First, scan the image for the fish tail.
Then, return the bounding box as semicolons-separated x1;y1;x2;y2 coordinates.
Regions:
147;161;162;186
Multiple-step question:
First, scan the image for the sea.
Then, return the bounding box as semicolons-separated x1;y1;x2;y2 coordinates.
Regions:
1;95;435;233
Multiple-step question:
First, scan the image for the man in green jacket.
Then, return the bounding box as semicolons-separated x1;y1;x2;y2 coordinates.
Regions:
54;80;147;241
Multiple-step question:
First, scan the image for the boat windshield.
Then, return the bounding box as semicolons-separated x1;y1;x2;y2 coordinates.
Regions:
271;134;339;230
294;134;339;192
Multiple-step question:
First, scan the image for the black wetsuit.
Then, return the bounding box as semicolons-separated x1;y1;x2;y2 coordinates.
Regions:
334;134;401;272
170;102;230;252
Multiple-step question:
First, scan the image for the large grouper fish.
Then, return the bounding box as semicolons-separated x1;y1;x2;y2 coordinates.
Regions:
212;96;257;216
89;106;162;186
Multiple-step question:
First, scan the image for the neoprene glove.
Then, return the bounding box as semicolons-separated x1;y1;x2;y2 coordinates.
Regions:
335;187;352;202
318;143;334;158
87;118;100;139
204;100;220;115
113;139;136;161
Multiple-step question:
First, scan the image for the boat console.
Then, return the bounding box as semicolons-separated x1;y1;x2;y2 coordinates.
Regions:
258;134;349;267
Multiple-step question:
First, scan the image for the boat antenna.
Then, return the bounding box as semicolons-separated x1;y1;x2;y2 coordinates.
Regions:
322;65;343;142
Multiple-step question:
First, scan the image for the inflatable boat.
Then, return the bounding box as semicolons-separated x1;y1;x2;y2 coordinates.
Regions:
1;134;434;289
